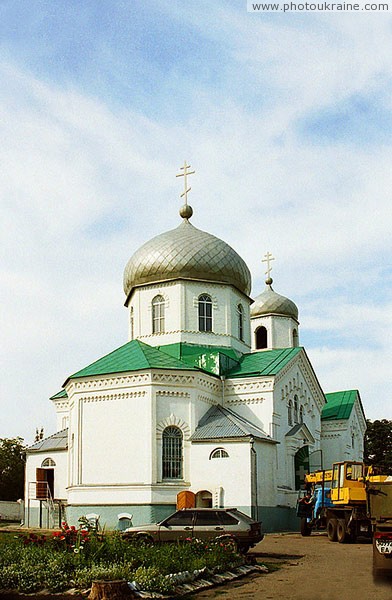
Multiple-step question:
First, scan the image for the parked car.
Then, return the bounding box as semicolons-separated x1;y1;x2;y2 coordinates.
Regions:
122;508;264;553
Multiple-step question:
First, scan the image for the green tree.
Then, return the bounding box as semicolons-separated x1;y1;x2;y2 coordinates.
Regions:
364;419;392;475
0;437;26;501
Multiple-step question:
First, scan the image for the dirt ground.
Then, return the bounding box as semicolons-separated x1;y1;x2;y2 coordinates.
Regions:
191;532;392;600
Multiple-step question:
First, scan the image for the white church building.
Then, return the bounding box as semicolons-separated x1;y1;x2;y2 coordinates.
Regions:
24;167;366;532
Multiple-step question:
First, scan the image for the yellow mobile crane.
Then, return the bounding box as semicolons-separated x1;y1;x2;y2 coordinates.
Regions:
298;461;387;543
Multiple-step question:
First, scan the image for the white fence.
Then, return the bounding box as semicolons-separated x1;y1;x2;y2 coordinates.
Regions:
0;500;23;522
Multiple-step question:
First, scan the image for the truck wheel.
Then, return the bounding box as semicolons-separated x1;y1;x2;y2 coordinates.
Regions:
337;520;348;543
327;519;338;542
300;517;312;536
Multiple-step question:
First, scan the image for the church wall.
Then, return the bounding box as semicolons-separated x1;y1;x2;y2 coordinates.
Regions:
80;394;153;485
254;439;277;507
224;378;275;437
51;398;69;431
189;441;252;509
273;358;324;491
321;418;365;468
271;316;298;349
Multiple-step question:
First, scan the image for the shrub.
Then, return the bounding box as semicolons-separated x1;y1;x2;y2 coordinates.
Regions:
0;531;244;594
0;565;18;590
73;562;136;589
134;566;175;594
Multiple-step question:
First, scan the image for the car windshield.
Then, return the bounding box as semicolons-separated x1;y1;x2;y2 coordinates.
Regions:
162;512;194;527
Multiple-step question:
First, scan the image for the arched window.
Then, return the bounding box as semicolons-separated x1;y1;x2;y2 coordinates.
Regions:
288;400;293;426
41;458;56;467
300;405;304;424
294;395;299;423
255;326;267;349
162;426;183;479
293;329;299;347
198;295;212;332
210;448;229;459
152;295;165;334
237;304;244;341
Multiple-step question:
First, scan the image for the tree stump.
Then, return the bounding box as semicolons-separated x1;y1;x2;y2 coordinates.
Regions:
88;580;135;600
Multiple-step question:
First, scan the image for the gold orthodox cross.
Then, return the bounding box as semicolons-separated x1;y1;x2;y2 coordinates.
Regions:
176;161;195;204
262;251;275;279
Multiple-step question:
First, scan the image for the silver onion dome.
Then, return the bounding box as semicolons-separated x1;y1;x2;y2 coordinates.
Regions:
123;206;252;298
250;279;298;320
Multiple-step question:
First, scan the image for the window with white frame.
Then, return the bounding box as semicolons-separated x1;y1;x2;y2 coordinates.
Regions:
210;448;229;459
162;426;183;479
198;294;212;332
41;458;56;467
152;295;165;334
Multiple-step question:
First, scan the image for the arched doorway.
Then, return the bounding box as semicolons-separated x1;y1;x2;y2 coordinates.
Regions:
294;446;309;490
195;490;212;508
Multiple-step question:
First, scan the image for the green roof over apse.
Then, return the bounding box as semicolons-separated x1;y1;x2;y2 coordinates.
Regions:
322;390;360;421
156;342;242;377
226;347;302;378
50;389;68;400
65;339;196;383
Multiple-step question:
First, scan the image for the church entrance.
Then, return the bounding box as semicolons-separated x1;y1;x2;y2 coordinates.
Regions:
294;446;309;490
36;467;54;499
195;490;212;508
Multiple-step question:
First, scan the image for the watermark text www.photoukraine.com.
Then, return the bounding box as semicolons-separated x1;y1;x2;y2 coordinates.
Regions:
247;0;389;10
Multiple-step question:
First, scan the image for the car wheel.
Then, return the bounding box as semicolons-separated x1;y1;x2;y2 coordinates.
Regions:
135;534;154;546
215;535;238;551
237;544;250;555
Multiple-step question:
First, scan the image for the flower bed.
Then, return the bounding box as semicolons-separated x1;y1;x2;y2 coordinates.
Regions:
0;522;245;595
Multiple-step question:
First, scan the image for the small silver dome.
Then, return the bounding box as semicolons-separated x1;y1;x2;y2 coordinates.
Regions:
123;217;251;297
250;281;298;320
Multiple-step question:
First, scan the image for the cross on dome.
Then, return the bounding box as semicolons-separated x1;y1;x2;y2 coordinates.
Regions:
262;251;275;284
176;161;195;206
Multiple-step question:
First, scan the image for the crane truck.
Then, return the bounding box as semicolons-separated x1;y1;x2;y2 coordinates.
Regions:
297;461;387;543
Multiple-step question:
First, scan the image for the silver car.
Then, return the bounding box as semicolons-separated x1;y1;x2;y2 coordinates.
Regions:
122;508;264;553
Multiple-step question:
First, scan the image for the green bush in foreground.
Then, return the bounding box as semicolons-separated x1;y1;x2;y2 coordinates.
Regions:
0;525;243;594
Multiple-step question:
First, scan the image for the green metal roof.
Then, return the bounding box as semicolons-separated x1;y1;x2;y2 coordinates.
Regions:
157;342;241;376
66;339;196;382
226;347;302;378
322;390;359;421
50;389;68;400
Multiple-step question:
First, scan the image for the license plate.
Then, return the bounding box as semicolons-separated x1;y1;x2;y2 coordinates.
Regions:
376;540;392;554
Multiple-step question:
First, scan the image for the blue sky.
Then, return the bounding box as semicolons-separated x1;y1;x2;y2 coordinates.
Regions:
1;1;392;442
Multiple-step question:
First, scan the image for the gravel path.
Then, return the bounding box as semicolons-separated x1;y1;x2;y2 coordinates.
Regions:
191;532;392;600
